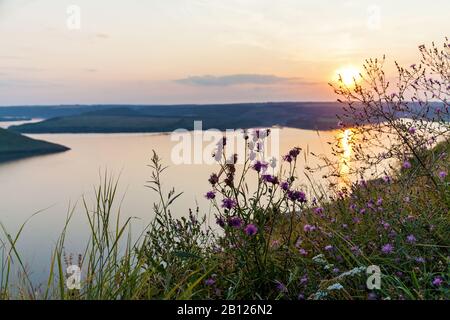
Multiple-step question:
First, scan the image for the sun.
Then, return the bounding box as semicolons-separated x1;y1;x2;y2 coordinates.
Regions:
334;66;362;87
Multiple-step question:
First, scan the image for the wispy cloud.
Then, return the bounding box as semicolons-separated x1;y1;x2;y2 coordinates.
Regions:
175;74;315;87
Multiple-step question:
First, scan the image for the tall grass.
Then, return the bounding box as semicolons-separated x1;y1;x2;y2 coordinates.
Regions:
0;40;448;300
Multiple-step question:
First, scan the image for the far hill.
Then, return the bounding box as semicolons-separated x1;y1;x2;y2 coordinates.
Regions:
0;128;69;162
9;102;345;133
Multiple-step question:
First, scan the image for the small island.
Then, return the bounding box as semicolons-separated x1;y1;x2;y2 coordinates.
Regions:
0;128;70;162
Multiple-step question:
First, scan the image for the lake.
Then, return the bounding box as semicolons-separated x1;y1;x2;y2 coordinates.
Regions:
0;124;344;282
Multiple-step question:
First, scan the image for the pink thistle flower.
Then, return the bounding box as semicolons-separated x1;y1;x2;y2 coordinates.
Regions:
438;171;447;180
381;243;394;254
406;234;417;244
432;277;444;287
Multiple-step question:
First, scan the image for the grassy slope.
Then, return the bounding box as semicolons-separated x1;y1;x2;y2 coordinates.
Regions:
0;128;69;162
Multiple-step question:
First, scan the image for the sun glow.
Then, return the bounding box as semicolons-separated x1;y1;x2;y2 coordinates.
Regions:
334;66;362;87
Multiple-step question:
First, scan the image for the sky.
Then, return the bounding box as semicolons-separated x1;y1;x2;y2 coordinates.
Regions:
0;0;448;105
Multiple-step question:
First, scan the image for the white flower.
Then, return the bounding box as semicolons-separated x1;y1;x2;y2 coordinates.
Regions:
327;283;344;291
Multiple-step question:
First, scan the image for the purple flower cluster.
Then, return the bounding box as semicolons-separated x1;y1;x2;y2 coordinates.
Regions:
244;224;258;236
262;174;279;185
288;190;307;203
205;191;216;200
432;276;444;287
205;278;216;286
221;198;237;210
403;161;412;169
252;160;269;173
406;234;417;244
228;216;243;228
283;147;301;163
280;181;290;191
208;173;219;186
438;171;447;180
216;217;225;228
303;224;316;232
381;243;394;254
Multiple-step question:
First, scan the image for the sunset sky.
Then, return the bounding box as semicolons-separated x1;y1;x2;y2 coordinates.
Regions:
0;0;448;105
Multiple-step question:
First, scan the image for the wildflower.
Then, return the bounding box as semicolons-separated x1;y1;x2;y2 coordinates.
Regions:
415;257;425;264
244;224;258;236
275;281;288;293
216;217;225;228
228;216;242;228
262;174;279;185
332;268;340;273
299;248;308;256
288;190;307;203
324;245;333;251
252;160;268;173
432;276;444;287
297;294;305;300
208;173;219;186
403;161;412;169
289;147;301;158
383;176;391;183
205;191;216;200
314;207;324;215
205;278;216;286
381;243;394;254
303;224;316;232
376;197;383;206
280;181;290;191
221;198;237;210
352;217;361;224
438;171;447;180
408;127;416;134
299;275;308;285
283;154;293;163
406;234;417;244
388;230;397;238
381;221;390;230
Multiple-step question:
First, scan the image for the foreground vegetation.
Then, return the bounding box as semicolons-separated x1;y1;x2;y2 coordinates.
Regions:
0;40;448;300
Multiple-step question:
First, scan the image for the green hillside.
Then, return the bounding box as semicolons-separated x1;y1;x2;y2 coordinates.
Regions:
0;128;69;162
9;103;344;133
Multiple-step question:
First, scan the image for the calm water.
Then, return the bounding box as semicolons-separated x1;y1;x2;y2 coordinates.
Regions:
0;127;341;281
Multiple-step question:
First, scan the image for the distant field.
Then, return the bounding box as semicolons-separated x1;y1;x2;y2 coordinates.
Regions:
0;128;69;162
